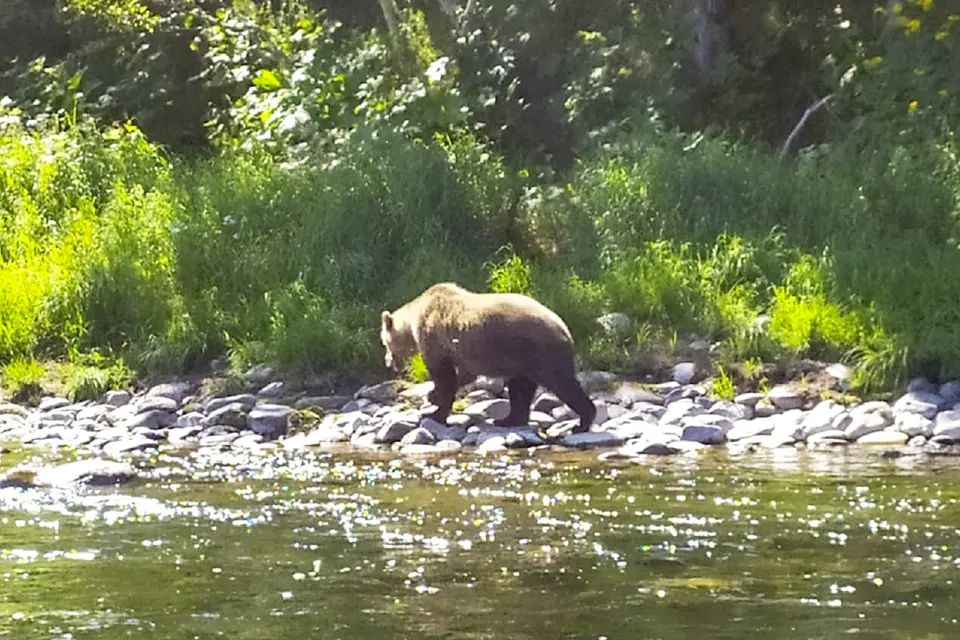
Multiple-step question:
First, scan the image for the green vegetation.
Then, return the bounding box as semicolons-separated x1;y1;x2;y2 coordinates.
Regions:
1;0;959;397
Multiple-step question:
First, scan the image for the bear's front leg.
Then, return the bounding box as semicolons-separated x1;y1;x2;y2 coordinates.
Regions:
423;357;458;425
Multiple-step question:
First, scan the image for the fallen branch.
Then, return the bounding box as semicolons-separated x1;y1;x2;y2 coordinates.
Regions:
779;93;834;160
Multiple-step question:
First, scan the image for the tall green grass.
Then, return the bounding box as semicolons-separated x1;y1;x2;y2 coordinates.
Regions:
1;112;958;393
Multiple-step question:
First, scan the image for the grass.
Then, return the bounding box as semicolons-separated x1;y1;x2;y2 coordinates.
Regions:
1;108;959;398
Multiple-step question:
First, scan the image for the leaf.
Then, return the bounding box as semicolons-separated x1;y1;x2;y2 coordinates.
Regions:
252;69;283;91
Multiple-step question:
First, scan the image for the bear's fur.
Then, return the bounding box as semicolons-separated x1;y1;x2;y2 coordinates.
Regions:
380;282;596;433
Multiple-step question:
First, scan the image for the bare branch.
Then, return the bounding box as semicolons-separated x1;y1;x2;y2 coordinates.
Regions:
779;94;834;160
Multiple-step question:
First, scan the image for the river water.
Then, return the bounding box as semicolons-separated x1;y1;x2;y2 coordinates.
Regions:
1;445;959;639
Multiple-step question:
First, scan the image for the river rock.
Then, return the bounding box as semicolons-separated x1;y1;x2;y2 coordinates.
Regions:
800;400;845;437
420;418;467;442
464;399;511;422
294;395;351;411
173;412;202;428
167;426;202;443
894;412;933;438
34;459;138;487
133;396;179;414
673;362;697;385
734;392;764;407
664;385;706;405
754;399;776;417
681;423;726;445
145;382;194;403
334;411;370;435
606;418;655;441
770;413;804;442
477;427;543;448
41;408;77;424
202;402;249;429
103;437;158;456
21;426;68;444
893;391;945;419
631;402;667;421
0;403;29;418
709;401;753;421
37;397;70;412
400;427;436;446
247;404;292;440
375;414;419;444
204;394;256;415
355;381;399;404
806;429;850;444
304;425;349;445
560;431;625;449
232;433;265;449
477;435;507;454
659;398;703;427
258;381;284;397
938;381;960;404
614;383;664;407
200;424;238;437
727;417;775;441
399;443;443;455
856;430;909;445
591;402;610;426
620;437;681;456
504;432;529;448
200;433;240;447
435;440;463;452
933;410;960;440
845;413;889;440
767;385;804;410
527;411;556;428
532;392;563;414
75;404;110;422
103;390;132;407
850;400;893;424
117;410;174;431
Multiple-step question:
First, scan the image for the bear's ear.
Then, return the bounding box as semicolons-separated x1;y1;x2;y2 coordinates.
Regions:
381;311;393;331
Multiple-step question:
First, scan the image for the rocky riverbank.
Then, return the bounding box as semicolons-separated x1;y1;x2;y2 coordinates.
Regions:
3;365;960;488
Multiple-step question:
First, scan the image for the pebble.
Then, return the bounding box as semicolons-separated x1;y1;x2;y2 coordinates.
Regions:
559;431;625;449
34;459;138;487
375;414;419;444
0;372;958;471
767;385;804;410
463;399;510;422
247;404;293;440
856;430;909;445
103;390;132;407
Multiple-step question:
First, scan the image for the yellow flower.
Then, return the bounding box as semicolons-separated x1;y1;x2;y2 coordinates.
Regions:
939;89;948;97
935;31;948;40
891;2;903;13
908;100;919;111
920;0;933;11
905;18;921;33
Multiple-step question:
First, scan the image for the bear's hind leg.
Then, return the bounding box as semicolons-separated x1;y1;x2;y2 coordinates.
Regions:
540;373;596;434
494;376;537;427
423;358;458;425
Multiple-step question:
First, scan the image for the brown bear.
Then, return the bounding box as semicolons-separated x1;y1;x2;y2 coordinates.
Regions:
380;282;597;433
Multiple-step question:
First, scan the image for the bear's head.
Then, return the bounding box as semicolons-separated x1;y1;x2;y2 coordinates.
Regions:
380;310;417;372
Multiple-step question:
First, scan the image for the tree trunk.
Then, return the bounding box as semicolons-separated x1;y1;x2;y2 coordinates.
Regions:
676;0;729;90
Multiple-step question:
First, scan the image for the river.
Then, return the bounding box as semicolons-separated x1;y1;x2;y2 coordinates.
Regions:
1;444;959;639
